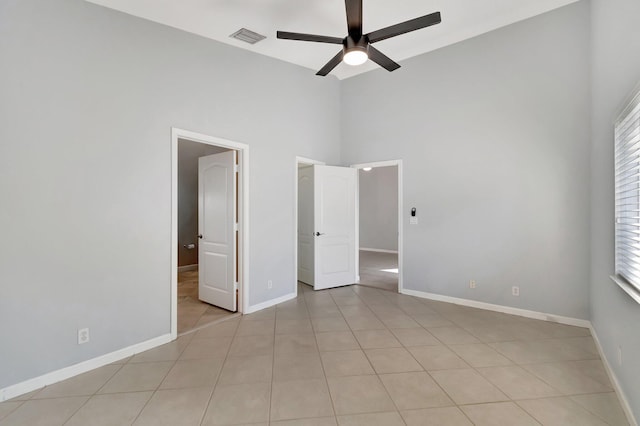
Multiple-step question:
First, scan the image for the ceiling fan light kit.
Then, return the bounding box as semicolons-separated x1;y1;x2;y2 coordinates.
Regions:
343;37;368;66
277;0;441;76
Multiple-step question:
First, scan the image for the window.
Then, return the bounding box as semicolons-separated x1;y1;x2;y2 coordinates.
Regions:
614;87;640;304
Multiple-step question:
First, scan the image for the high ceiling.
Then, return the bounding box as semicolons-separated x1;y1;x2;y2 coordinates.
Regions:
86;0;579;79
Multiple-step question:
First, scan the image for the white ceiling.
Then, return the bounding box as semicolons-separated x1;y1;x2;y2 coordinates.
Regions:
86;0;579;80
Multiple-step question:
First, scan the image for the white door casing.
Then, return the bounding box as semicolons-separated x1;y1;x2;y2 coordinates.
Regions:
313;165;357;290
298;166;314;285
198;150;237;311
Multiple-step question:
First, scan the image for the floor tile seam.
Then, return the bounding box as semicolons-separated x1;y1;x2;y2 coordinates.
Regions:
24;361;125;402
266;324;279;424
329;302;406;415
567;393;629;425
127;390;165;425
196;324;239;426
90;358;129;396
125;350;186;425
43;394;90;426
411;405;482;426
512;357;609;388
308;329;339;421
2;396;86;426
377;368;460;410
419;368;482;416
352;298;458;363
457;401;543;426
481;344;548;366
471;366;567;401
487;335;598;344
425;366;507;409
440;343;503;369
180;312;241;338
532;358;617;398
0;400;24;421
510;397;583;425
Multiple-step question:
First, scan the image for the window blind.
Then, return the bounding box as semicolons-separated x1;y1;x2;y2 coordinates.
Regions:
615;88;640;300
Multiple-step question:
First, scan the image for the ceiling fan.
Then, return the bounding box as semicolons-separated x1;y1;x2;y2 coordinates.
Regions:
277;0;441;76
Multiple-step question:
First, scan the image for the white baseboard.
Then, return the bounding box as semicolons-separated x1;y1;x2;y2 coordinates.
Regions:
589;327;638;426
0;333;172;402
400;288;636;424
245;292;296;314
400;288;591;328
360;248;398;254
178;264;198;273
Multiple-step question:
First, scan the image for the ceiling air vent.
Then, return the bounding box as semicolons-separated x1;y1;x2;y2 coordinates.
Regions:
229;28;266;45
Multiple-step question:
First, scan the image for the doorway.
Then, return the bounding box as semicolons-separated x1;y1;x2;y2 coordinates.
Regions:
171;128;250;339
294;157;358;293
353;160;403;293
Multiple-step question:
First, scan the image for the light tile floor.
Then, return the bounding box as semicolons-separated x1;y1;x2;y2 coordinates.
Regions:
359;250;398;292
1;284;629;425
178;269;236;334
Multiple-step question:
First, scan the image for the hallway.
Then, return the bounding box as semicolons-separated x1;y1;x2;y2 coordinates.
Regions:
359;250;398;292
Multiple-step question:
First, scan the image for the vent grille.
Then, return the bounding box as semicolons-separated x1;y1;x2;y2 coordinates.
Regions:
229;28;266;45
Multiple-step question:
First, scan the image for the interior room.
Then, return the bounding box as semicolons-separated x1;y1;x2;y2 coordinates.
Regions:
1;0;639;424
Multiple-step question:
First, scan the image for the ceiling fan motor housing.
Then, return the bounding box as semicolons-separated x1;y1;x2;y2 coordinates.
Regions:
344;35;368;54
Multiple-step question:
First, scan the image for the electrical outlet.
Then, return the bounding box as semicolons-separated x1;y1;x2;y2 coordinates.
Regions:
512;286;520;296
78;328;90;345
469;280;476;289
267;280;273;289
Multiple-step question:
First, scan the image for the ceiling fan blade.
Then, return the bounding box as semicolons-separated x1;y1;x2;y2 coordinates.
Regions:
367;45;400;72
277;31;343;44
345;0;363;38
366;11;441;44
316;51;344;76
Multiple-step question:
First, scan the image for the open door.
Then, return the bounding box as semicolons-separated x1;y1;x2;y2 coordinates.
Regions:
198;150;237;311
313;165;357;290
298;165;315;285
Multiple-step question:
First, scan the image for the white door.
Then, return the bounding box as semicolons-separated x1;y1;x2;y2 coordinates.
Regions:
198;150;237;311
313;165;357;290
298;166;314;285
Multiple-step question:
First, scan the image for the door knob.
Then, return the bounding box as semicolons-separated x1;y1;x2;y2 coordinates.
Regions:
315;232;324;236
197;234;203;239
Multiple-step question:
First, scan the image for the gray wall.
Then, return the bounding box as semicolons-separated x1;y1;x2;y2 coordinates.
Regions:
0;0;340;389
341;2;591;319
359;166;398;251
590;0;640;416
177;140;228;267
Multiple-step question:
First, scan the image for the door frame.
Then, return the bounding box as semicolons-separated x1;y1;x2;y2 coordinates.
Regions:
293;156;325;297
171;128;250;339
351;160;403;293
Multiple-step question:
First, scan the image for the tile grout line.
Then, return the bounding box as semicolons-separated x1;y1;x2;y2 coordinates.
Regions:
58;358;129;425
307;291;340;424
337;286;412;424
361;286;466;424
267;308;276;425
127;333;194;425
196;318;240;426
